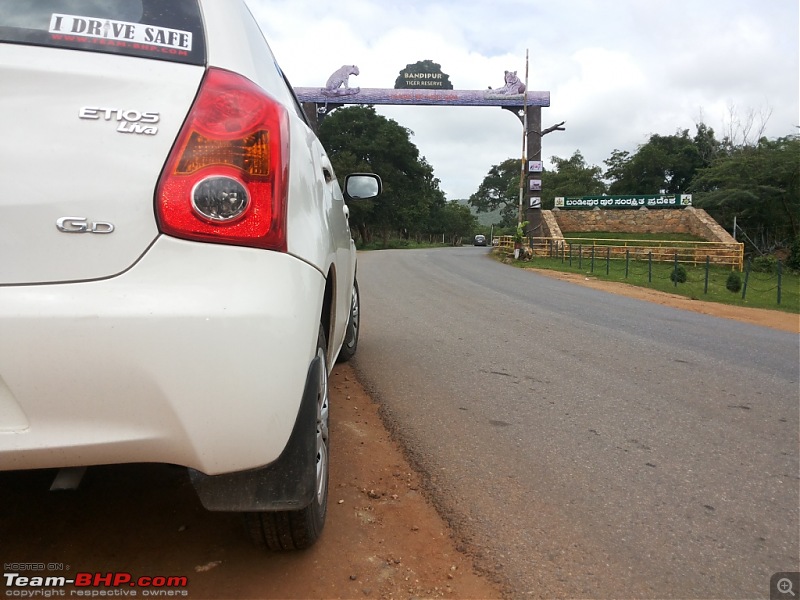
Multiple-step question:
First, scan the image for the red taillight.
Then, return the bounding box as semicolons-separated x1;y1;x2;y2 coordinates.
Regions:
156;68;290;251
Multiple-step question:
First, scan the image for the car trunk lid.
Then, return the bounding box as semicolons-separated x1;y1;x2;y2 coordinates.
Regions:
0;0;206;284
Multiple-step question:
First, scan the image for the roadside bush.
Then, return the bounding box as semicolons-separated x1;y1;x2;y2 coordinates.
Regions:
670;265;688;283
751;255;778;274
726;272;742;293
788;237;800;272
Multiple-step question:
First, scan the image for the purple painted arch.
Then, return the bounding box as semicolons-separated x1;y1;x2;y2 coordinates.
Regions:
293;87;550;107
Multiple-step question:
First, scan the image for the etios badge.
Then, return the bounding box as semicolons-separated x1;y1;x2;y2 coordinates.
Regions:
79;107;160;136
56;217;115;234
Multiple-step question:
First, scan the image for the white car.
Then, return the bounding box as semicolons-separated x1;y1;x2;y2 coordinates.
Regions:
0;0;380;550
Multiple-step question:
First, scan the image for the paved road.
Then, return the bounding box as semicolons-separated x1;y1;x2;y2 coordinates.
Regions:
352;246;800;599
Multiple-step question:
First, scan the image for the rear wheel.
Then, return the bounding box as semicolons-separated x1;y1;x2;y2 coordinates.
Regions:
337;278;360;363
245;325;329;550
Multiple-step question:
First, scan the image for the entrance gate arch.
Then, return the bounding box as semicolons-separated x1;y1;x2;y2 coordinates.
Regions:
295;68;556;235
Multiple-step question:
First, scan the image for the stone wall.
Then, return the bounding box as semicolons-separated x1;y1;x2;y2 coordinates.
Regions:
530;207;741;268
539;210;564;240
549;206;736;243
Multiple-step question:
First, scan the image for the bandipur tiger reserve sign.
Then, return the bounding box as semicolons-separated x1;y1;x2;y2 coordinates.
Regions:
394;60;453;90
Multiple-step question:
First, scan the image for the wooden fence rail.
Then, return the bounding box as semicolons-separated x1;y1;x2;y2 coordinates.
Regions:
493;236;744;271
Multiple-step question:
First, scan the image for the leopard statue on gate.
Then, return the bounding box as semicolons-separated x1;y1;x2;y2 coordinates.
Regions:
321;65;360;96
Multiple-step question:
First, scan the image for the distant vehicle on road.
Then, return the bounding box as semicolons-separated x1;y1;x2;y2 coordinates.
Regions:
474;234;487;246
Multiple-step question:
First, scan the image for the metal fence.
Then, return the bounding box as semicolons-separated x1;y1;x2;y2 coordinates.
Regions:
491;236;797;307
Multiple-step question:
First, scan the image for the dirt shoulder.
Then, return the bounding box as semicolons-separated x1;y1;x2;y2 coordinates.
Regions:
203;365;506;598
312;365;505;599
0;365;504;600
190;364;506;598
525;268;799;334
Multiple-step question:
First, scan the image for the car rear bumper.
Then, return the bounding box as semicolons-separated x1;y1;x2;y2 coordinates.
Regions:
0;236;324;475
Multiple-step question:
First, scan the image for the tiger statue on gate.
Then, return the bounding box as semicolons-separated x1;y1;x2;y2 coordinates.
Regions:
487;70;526;95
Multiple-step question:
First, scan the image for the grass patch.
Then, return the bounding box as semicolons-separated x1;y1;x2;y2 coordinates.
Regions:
357;239;454;251
504;252;800;313
561;231;710;246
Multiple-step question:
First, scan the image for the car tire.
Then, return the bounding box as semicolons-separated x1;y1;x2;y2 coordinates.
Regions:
245;325;329;551
336;278;359;363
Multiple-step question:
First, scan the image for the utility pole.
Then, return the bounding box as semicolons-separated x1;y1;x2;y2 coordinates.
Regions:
504;91;557;241
526;105;542;238
518;50;529;226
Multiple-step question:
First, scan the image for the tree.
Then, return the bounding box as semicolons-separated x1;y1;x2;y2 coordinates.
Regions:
604;129;707;195
429;201;477;245
541;151;606;208
468;158;522;227
602;149;631;188
719;103;774;151
318;106;445;245
471;152;606;218
690;135;800;249
692;122;722;165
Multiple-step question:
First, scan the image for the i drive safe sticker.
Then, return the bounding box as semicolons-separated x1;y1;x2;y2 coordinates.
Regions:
49;14;193;52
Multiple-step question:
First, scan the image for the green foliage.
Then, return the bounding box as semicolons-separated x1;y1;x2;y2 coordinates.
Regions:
751;255;778;274
726;272;742;293
604;129;707;195
433;200;478;245
468;158;522;227
358;238;446;251
789;237;800;271
540;151;606;209
490;225;517;239
318;106;459;246
514;221;529;243
691;135;800;244
470;150;608;220
670;265;688;283
602;149;631;188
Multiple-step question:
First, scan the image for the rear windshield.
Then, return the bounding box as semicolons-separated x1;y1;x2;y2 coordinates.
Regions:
0;0;206;65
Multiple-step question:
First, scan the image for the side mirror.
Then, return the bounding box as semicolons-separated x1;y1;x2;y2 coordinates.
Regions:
344;173;382;200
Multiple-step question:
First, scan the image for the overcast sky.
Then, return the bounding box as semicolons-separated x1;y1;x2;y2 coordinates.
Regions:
247;0;799;200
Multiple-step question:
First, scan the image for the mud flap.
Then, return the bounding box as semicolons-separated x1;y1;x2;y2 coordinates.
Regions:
189;354;322;511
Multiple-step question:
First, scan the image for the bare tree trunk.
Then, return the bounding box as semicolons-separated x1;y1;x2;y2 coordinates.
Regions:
357;223;368;244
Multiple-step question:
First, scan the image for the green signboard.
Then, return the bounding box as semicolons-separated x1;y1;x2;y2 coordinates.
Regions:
394;60;453;90
554;194;692;210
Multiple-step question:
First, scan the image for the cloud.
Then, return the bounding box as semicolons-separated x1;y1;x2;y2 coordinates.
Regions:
245;0;799;200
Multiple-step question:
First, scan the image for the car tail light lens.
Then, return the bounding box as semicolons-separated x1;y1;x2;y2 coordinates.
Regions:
156;68;289;251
